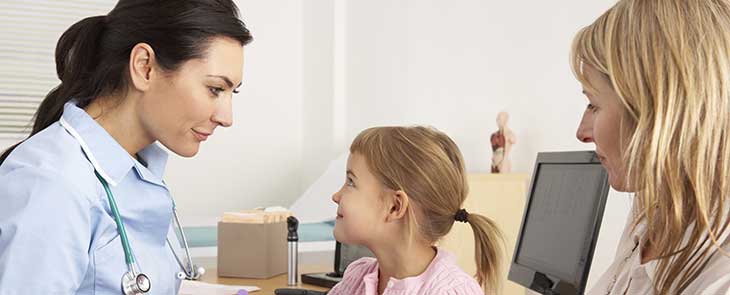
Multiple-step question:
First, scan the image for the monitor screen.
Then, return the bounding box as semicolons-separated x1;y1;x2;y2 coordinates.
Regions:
515;163;606;284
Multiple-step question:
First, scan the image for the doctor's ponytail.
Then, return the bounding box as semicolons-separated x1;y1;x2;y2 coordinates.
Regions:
0;0;253;164
37;15;107;139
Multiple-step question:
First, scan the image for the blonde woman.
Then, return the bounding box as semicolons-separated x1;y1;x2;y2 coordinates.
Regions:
572;0;730;294
328;126;504;295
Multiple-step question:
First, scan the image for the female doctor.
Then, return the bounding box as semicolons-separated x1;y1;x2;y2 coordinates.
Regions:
0;0;252;294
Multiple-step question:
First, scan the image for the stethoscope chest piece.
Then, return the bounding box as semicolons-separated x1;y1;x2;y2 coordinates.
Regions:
122;271;151;295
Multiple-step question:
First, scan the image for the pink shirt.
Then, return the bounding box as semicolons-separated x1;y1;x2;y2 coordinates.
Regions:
328;248;484;295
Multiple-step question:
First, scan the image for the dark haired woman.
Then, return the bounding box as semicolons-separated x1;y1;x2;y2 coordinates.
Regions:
0;0;252;293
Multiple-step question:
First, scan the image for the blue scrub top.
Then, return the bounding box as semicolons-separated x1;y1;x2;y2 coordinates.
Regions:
0;102;182;294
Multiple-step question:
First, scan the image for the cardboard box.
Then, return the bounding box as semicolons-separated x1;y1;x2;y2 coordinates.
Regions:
217;220;288;279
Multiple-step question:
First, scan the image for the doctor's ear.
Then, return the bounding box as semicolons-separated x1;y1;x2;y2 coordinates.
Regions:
385;189;410;222
129;43;158;92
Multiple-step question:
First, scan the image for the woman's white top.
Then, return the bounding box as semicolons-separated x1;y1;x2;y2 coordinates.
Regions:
588;202;730;295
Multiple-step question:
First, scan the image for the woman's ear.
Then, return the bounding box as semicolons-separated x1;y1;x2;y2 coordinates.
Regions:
385;189;410;222
128;43;157;92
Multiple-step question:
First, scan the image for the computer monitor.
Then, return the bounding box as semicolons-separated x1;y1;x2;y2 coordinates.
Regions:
508;151;610;295
300;241;374;288
335;241;374;276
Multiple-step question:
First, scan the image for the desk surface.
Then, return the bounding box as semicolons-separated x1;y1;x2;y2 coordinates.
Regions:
201;264;332;294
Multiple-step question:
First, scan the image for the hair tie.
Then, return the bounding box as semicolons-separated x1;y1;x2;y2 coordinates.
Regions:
454;208;469;223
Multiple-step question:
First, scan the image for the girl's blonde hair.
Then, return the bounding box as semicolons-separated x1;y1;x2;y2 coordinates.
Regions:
571;0;730;293
350;126;504;294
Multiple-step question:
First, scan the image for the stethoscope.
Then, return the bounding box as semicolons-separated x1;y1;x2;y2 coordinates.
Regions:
94;170;205;295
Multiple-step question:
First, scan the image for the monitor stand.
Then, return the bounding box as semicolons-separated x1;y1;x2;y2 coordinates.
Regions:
529;272;579;295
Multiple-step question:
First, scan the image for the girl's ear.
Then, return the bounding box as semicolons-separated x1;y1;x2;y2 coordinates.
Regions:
385;189;409;222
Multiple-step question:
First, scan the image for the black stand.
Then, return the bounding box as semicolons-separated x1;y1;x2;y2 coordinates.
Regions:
530;272;557;295
529;272;580;295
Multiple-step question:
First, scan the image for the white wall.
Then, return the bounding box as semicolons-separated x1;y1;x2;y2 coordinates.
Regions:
301;0;339;187
343;0;617;173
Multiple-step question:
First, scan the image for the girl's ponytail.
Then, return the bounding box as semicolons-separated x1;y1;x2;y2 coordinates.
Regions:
466;212;505;294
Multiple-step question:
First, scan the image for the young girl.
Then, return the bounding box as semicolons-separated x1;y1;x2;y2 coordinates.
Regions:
329;126;504;295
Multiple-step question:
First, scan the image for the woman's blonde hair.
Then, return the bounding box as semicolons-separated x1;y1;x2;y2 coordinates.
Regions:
350;126;504;294
571;0;730;293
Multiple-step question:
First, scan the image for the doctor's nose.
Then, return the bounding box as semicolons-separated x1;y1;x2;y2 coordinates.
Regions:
212;96;233;128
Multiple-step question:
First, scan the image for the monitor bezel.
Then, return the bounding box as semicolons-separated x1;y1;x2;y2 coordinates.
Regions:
508;151;610;295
